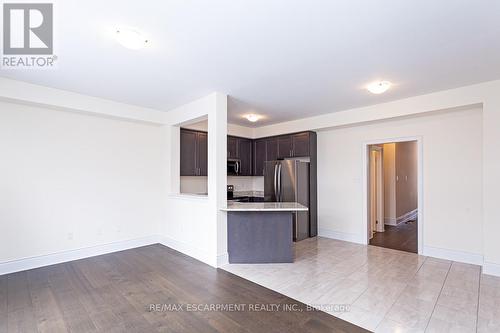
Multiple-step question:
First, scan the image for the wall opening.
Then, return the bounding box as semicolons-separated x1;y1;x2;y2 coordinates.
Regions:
367;140;419;254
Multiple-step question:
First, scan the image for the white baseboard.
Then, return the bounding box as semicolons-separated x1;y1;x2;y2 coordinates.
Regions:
158;236;217;268
483;261;500;277
423;245;483;266
4;234;497;279
318;228;364;244
384;217;397;226
0;236;160;276
0;234;224;276
397;209;418;224
217;253;229;267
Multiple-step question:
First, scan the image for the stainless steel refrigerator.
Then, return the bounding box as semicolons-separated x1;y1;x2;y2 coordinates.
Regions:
264;160;310;241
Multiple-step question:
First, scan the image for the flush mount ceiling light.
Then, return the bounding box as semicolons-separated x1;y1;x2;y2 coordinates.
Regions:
244;114;261;122
115;27;149;50
367;80;392;94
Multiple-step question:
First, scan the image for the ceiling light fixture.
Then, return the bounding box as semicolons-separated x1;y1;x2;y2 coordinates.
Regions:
244;114;260;122
115;27;149;50
367;80;392;94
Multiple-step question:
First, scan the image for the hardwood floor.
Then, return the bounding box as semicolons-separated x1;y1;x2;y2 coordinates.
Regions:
1;245;366;333
369;220;417;253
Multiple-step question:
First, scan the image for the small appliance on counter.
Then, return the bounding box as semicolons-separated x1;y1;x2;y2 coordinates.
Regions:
227;184;234;199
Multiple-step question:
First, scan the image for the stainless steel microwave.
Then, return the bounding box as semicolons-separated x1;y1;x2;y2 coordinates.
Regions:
227;159;241;176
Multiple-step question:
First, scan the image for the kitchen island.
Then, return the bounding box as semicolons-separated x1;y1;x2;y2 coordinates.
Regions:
221;202;308;264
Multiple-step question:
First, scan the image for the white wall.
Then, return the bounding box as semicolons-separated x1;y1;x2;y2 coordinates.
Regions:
161;93;228;267
0;101;166;264
395;141;418;218
1;77;499;275
482;95;500;275
252;80;500;274
317;107;483;257
0;85;229;272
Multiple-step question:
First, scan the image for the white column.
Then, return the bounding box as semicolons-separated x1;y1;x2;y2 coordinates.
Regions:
482;94;500;275
207;93;228;266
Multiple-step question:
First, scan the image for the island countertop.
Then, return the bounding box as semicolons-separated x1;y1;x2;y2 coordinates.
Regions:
221;202;308;212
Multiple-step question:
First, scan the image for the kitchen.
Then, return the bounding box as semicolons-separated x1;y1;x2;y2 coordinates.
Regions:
179;120;317;263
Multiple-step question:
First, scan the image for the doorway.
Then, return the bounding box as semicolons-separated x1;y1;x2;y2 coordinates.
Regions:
367;140;419;253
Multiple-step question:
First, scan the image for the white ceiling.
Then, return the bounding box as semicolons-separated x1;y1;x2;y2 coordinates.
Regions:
1;0;500;127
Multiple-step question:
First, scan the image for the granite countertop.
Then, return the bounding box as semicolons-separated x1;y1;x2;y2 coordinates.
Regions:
221;202;308;212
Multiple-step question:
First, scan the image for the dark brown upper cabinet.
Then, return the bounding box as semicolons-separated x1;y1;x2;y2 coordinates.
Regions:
227;135;252;176
238;138;252;176
277;135;293;158
197;132;208;176
253;139;267;176
275;132;311;159
291;132;310;157
266;137;279;162
227;136;238;159
180;128;207;176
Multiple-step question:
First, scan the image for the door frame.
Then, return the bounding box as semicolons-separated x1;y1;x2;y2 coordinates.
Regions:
368;145;385;237
362;136;423;255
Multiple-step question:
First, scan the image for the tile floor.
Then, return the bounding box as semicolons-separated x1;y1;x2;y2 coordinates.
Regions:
222;237;500;332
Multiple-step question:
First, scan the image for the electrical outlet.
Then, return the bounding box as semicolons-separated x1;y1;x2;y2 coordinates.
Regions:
67;232;74;240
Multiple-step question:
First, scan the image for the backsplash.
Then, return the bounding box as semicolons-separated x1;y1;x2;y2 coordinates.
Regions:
227;176;264;193
180;176;208;194
180;176;264;195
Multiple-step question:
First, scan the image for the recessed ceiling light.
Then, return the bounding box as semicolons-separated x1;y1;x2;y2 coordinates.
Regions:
115;27;149;50
244;114;260;122
367;80;392;94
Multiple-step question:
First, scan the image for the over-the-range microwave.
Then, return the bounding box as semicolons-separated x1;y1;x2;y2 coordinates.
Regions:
227;159;241;176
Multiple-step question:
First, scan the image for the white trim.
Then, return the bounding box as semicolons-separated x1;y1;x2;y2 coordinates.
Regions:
167;193;210;201
0;78;167;124
318;228;365;244
0;236;160;276
362;136;424;255
423;246;484;266
483;262;500;277
397;209;418;224
217;253;229;267
158;236;217;268
0;234;227;276
384;217;397;226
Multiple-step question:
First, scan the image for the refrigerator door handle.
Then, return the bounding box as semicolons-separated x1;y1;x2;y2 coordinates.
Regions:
273;164;278;201
277;163;282;202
